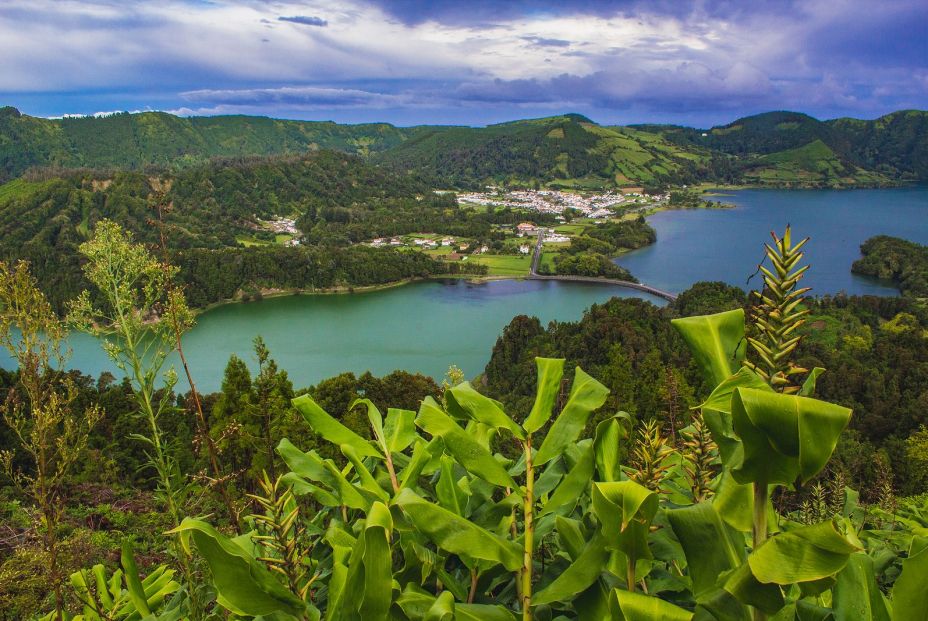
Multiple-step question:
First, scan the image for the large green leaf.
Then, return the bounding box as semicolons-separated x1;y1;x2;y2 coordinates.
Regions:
748;521;859;585
533;532;609;605
447;382;524;439
672;309;746;386
592;481;658;562
395;585;517;621
277;438;375;510
833;552;891;621
610;589;694;621
666;503;745;600
424;590;455;621
892;536;928;621
121;540;151;616
540;440;594;516
394;488;522;571
535;367;609;465
170;519;307;618
523;357;566;433
593;416;627;483
731;388;852;486
416;397;516;488
384;407;418;453
336;502;394;621
293;394;381;458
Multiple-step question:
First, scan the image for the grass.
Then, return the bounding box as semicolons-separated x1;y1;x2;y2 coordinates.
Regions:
554;224;587;235
275;233;293;244
470;254;532;277
538;252;559;273
236;235;271;247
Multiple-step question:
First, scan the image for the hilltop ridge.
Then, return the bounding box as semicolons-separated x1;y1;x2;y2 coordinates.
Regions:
2;106;926;188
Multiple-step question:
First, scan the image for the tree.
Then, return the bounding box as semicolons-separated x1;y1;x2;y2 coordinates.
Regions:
0;260;100;619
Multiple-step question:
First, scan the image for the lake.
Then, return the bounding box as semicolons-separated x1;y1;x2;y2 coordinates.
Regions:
28;280;666;392
615;186;928;295
4;186;926;391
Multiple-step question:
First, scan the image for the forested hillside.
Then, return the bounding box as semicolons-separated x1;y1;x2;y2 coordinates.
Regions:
4;106;927;189
0;151;484;311
0;106;422;182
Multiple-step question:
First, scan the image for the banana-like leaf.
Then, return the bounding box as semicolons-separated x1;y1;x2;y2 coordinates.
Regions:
610;589;694;621
698;367;772;415
540;440;593;516
396;585;518;621
121;540;151;616
436;454;467;515
416;397;516;488
892;536;928;621
799;368;826;397
424;590;455;621
672;309;746;386
385;407;417;453
666;503;745;601
523;357;567;433
277;438;375;510
731;388;852;486
336;502;394;621
833;552;891;621
696;366;771;467
533;532;609;605
593;414;630;482
723;563;785;615
169;518;308;618
535;367;609;465
712;471;778;534
748;520;859;585
447;381;524;439
394;488;522;571
592;481;658;562
293;394;381;458
341;443;390;503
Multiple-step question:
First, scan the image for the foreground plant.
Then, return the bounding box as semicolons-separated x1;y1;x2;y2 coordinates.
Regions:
175;226;928;621
0;260;100;620
69;220;205;616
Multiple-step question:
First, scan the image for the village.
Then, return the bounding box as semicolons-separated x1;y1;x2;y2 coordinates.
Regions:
457;187;668;218
240;188;669;277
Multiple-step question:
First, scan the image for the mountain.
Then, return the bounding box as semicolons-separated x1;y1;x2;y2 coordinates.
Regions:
2;106;927;188
0;106;423;182
375;114;724;189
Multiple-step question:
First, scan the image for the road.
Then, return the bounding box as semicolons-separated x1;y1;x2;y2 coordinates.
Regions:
528;230;677;302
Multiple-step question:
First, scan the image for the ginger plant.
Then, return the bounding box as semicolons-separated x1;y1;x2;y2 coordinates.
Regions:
744;225;811;394
0;260;100;620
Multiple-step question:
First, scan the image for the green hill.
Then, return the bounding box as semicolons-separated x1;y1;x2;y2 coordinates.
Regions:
0;106;421;182
376;114;722;188
2;105;927;188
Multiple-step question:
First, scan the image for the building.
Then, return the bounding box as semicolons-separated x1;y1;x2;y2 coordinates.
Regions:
519;245;531;254
517;222;537;234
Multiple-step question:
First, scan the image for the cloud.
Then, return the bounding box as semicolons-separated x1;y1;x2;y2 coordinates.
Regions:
278;15;328;27
522;36;571;48
180;85;411;109
0;0;925;126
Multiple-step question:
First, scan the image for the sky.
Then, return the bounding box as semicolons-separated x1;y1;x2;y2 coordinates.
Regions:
1;0;926;128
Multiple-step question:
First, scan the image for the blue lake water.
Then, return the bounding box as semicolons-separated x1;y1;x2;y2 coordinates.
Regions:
3;186;926;391
615;186;928;295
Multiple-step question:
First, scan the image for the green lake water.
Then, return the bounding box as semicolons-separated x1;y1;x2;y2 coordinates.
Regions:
4;187;926;391
33;280;665;392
